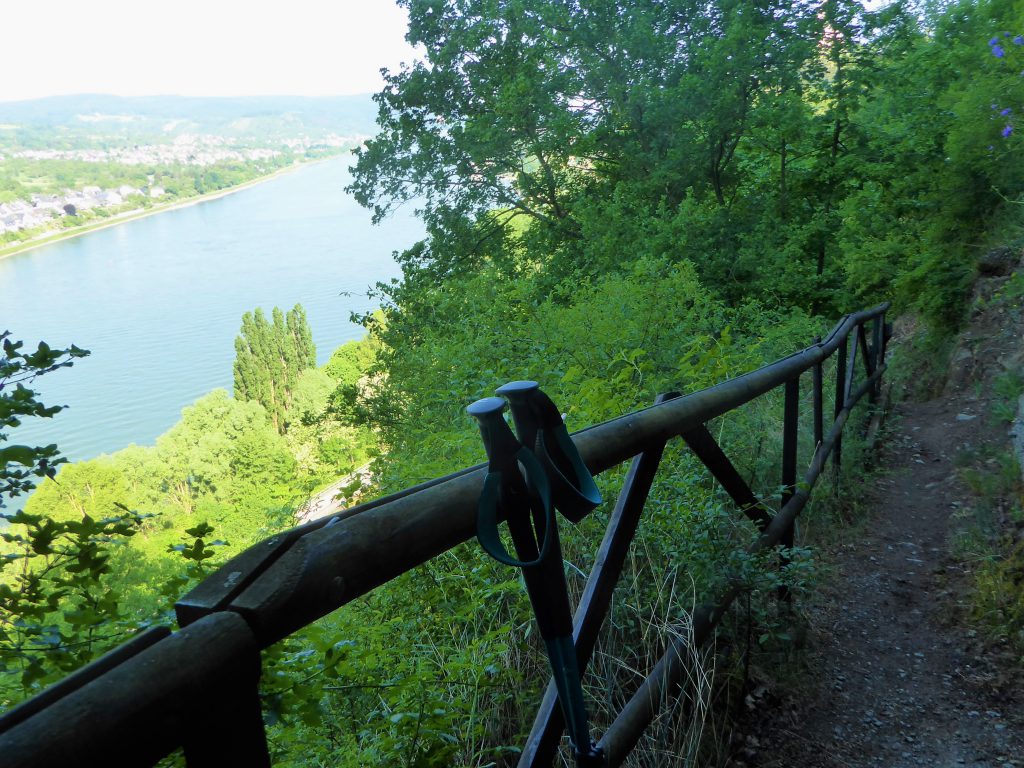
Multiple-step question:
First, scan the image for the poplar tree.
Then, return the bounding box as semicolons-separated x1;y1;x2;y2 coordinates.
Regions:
233;304;316;434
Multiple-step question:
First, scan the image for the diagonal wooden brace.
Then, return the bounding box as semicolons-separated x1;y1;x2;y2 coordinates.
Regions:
681;423;773;530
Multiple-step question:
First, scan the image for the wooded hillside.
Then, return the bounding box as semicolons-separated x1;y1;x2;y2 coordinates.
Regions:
3;1;1024;765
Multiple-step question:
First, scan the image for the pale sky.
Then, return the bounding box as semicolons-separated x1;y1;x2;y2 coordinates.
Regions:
0;1;418;102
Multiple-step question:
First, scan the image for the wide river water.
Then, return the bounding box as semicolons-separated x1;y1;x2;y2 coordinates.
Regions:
1;157;422;463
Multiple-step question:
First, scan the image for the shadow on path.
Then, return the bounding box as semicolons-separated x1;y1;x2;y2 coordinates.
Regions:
739;272;1024;768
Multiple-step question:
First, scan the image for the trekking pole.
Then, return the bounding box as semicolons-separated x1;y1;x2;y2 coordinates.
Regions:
468;390;604;767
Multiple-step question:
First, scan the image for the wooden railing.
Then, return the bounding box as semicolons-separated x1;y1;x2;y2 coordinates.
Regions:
0;303;890;767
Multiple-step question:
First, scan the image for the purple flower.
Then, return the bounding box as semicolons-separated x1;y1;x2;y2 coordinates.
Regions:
1003;124;1014;137
1002;108;1013;115
1015;35;1024;45
1006;32;1012;37
991;37;1000;46
993;44;1006;58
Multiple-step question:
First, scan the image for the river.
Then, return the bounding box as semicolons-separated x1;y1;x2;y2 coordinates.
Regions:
1;157;422;463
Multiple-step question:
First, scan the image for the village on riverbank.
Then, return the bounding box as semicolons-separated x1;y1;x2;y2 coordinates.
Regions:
0;133;361;242
0;183;163;234
0;95;379;252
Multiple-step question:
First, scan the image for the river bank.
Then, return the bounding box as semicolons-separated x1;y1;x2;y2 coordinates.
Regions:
0;154;343;261
2;155;418;463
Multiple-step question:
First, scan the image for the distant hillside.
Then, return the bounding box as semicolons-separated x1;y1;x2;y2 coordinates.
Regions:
0;94;379;143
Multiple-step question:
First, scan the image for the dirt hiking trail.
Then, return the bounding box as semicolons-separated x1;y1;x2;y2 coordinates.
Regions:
734;266;1024;767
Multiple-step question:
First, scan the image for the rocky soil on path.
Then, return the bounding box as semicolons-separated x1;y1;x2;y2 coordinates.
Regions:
730;264;1024;768
295;464;373;523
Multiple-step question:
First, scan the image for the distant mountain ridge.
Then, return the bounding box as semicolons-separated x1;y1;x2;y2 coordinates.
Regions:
0;94;379;140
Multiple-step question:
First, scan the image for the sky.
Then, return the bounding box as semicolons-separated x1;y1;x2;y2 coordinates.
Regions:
0;0;418;102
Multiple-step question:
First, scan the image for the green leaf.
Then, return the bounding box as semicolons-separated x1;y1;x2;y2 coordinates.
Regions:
0;445;38;467
184;522;215;539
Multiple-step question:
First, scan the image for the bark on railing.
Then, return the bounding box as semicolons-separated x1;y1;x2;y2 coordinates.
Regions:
0;613;266;768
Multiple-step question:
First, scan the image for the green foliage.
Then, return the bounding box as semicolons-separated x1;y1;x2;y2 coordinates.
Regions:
157;521;231;606
1;332;89;505
233;304;316;434
20;460;129;522
349;0;1024;332
1;384;306;705
0;333;150;707
0;323;376;718
12;0;1024;762
145;390;300;547
992;369;1024;423
352;0;841;300
971;536;1024;653
285;368;375;481
358;253;816;488
323;338;377;388
0;360;323;704
22;389;302;565
0;505;149;702
948;442;1024;654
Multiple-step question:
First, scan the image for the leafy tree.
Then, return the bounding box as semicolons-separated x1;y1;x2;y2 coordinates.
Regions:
228;426;298;521
1;332;88;506
153;389;300;525
0;505;148;700
0;333;150;704
233;304;316;433
285;368;376;480
21;460;129;522
323;337;377;389
23;389;303;565
350;0;831;293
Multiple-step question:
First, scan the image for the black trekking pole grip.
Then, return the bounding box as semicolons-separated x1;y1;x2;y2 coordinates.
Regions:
496;381;602;523
467;397;554;571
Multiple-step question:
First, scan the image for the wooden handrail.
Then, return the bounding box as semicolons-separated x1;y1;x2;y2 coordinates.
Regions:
0;303;890;768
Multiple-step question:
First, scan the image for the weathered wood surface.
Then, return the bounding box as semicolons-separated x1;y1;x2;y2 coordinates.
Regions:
1;612;265;768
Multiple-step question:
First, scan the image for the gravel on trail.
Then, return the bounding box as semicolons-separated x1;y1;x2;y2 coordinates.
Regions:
732;271;1024;768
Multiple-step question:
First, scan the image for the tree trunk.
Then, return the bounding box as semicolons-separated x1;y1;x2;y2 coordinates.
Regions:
779;139;788;220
